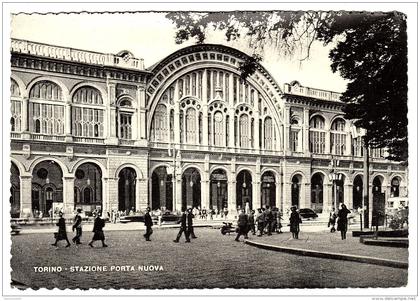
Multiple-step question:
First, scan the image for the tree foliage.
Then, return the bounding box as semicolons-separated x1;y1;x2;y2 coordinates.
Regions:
165;11;408;162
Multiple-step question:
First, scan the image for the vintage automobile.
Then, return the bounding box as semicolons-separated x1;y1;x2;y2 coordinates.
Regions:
298;208;318;219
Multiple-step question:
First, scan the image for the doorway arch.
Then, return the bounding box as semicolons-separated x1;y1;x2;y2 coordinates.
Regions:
118;167;137;214
236;170;252;210
261;171;276;208
311;173;324;213
210;168;228;213
182;167;201;210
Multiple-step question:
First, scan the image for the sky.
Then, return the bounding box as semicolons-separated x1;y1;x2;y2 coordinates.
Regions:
10;12;348;92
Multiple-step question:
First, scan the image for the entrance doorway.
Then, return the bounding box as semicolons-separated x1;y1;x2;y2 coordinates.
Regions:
236;170;252;210
118;167;137;214
291;175;302;209
151;166;173;211
210;169;228;213
353;175;363;209
311;173;324;213
182;168;201;210
261;171;276;208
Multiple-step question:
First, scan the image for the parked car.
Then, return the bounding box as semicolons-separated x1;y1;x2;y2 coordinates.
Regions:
119;215;147;224
298;208;318;219
160;211;181;224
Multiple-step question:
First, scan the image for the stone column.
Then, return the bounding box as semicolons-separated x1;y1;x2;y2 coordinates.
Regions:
21;97;29;132
228;180;237;216
275;180;281;209
175;174;182;212
20;175;32;217
107;83;118;144
324;183;333;213
62;176;75;215
137;86;146;140
174;80;181;145
137;178;148;211
345;183;353;208
303;108;310;155
252;181;261;210
65;101;72;141
304;182;312;209
202;70;209;146
106;177;119;212
201;178;210;211
283;180;292;212
284;106;290;154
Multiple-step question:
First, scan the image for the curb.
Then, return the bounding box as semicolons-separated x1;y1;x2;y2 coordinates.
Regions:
244;240;408;269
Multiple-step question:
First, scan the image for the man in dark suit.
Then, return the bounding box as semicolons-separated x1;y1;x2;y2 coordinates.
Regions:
143;207;153;241
174;208;190;243
88;212;107;248
72;208;83;244
187;208;197;239
235;209;249;241
265;205;273;236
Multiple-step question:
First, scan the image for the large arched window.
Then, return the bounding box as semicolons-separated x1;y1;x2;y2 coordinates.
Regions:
309;115;326;154
29;81;64;135
11;79;22;132
72;86;104;138
151;104;168;141
331;118;346;155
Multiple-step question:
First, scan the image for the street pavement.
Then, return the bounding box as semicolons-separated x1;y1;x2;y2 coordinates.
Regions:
10;227;408;290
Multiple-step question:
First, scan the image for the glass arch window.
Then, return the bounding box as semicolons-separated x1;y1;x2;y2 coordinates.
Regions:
331;118;347;155
309;115;326;154
239;114;249;148
213;111;224;146
29;81;64;135
264;117;273;150
72;86;104;138
151;104;168;141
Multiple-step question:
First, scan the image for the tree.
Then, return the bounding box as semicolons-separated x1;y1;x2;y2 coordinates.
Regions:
166;11;408;162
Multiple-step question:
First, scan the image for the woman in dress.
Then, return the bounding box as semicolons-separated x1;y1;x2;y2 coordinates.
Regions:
337;204;351;240
289;206;302;239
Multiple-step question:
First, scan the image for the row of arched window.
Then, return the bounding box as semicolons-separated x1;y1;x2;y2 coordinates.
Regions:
10;79;134;140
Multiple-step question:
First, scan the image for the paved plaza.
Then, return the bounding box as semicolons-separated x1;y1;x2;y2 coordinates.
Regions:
10;227;408;290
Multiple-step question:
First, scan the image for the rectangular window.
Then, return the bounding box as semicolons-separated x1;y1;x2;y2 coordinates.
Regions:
291;130;299;152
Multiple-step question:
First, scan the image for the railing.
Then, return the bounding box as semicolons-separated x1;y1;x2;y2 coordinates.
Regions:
30;134;66;141
284;83;342;102
119;139;135;146
73;137;105;144
10;132;21;139
11;39;144;70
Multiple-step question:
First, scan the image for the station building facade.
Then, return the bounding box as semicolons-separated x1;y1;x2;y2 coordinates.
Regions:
9;39;408;224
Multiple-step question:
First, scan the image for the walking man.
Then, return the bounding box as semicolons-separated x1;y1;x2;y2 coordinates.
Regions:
248;209;256;235
265;206;273;236
51;212;71;248
235;209;249;242
187;208;197;239
144;207;153;241
256;208;265;236
72;208;83;244
88;212;108;248
174;208;190;243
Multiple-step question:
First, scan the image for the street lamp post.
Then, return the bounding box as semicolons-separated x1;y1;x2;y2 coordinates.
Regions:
328;158;342;212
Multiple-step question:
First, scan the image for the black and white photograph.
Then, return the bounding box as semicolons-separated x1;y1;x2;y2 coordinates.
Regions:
2;1;418;298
